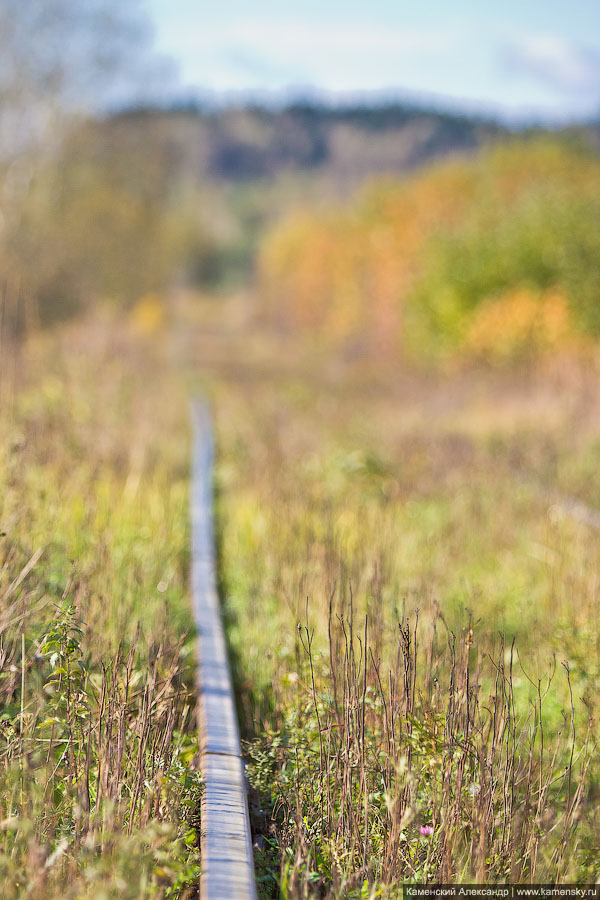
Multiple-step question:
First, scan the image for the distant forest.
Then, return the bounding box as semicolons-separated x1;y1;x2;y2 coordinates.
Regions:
5;98;599;325
107;99;596;185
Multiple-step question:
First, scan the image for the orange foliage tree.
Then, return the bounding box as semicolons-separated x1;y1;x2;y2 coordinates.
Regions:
258;138;600;363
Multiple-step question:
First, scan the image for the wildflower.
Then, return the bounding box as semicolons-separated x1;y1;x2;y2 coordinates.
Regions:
419;825;434;837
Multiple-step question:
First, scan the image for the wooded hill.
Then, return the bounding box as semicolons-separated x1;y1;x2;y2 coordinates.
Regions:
106;101;599;189
107;101;509;187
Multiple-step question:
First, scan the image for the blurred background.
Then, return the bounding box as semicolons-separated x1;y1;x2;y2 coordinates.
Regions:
2;6;600;895
0;0;598;364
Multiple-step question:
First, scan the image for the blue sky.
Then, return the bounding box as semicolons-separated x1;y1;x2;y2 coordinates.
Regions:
144;0;600;121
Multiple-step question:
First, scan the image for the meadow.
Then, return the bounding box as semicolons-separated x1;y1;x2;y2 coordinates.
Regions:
207;336;600;895
0;318;202;899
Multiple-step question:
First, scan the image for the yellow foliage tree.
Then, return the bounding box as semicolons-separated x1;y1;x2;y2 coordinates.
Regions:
464;288;574;362
258;138;600;363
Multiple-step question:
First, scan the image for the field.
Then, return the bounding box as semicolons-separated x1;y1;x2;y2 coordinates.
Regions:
0;319;201;899
3;305;599;897
207;333;600;893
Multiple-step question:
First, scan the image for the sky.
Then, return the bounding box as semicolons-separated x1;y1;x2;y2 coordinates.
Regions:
144;0;600;122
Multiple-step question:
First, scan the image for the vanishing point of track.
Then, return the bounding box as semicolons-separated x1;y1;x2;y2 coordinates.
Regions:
191;402;257;900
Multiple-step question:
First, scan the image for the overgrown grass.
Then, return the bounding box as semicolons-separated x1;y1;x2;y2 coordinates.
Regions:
4;314;600;898
0;317;201;899
207;350;600;895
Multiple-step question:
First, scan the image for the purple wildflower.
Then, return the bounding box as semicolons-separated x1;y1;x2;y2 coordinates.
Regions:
419;825;434;837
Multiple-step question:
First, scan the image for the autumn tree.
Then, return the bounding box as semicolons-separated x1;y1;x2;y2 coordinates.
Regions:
0;0;177;325
259;138;600;363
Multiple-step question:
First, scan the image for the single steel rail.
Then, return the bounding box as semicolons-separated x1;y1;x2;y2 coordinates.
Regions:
190;401;257;900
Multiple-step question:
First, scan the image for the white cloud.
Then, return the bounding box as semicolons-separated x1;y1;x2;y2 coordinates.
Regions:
504;35;600;96
166;19;458;56
159;19;462;91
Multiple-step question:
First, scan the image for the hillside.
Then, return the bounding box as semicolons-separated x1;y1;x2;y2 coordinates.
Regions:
107;101;508;188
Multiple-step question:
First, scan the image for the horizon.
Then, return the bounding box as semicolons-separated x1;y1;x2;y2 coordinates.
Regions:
114;87;600;130
144;0;600;125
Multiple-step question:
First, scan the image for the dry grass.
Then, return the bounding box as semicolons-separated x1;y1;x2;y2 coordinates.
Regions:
3;307;600;898
0;312;201;899
202;335;600;895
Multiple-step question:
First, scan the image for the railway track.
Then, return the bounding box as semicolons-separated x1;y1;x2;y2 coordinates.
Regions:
190;402;257;900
